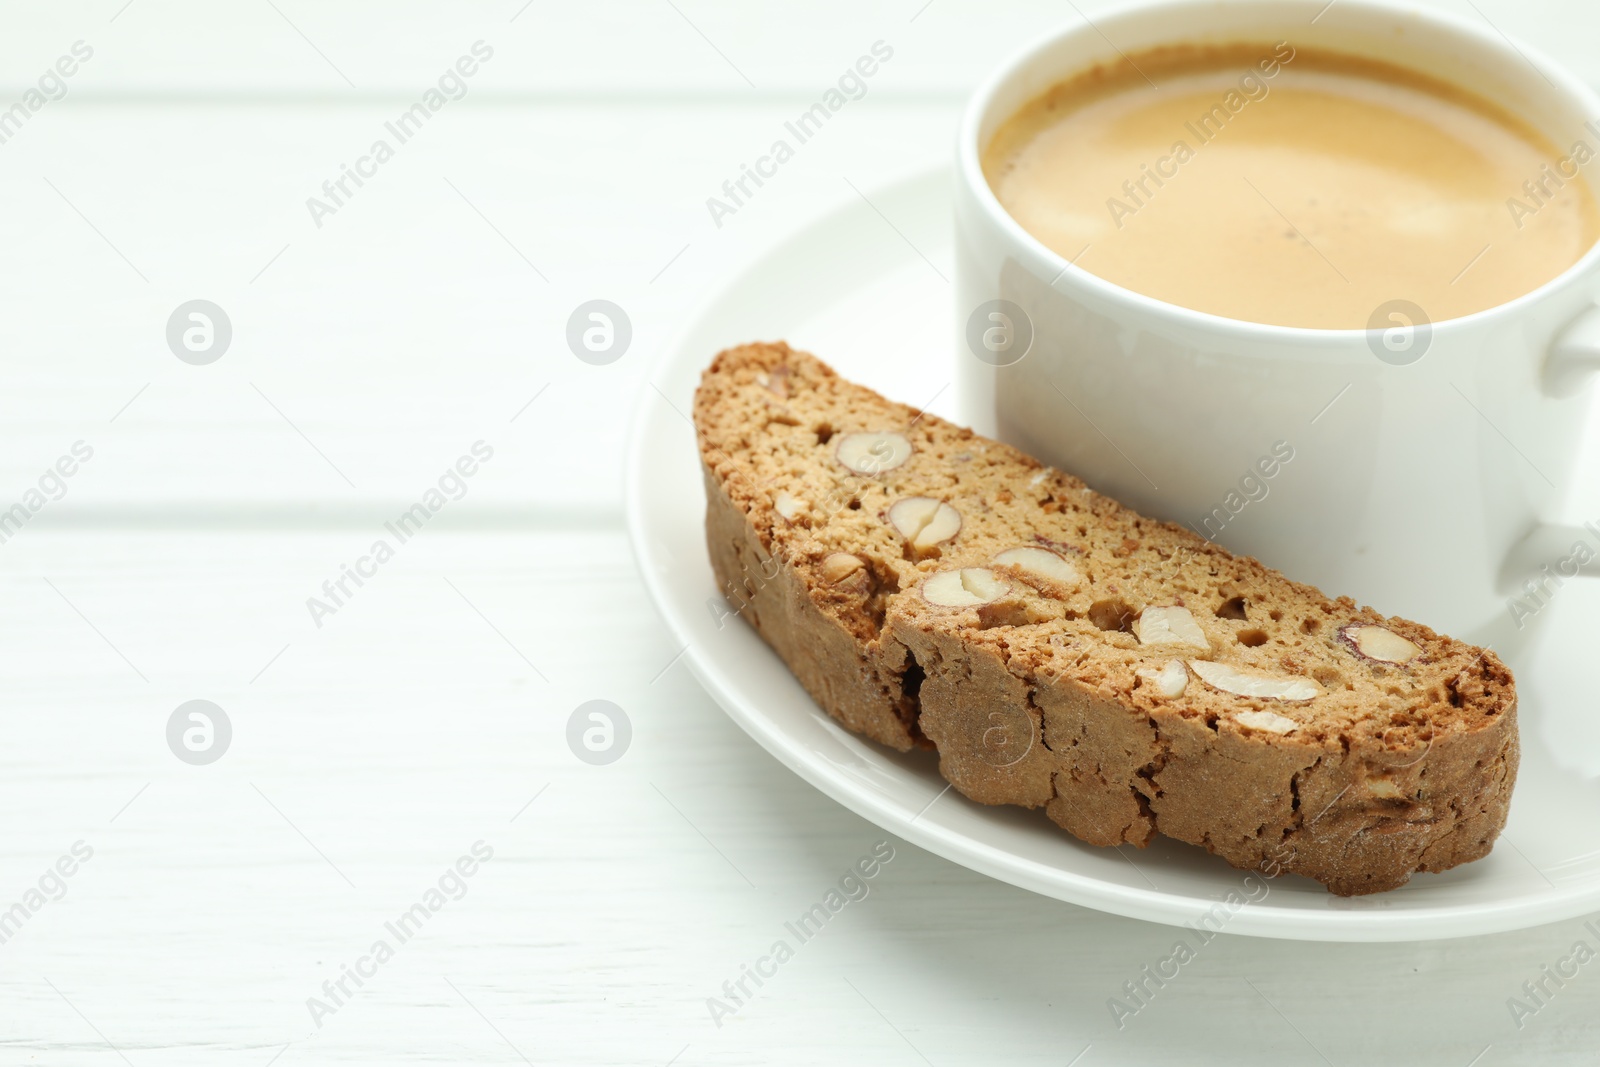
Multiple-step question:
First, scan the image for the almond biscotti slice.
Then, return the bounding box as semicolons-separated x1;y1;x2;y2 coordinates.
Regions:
694;341;1517;896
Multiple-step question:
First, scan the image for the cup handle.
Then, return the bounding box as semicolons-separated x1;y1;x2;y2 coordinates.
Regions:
1503;304;1600;593
1501;523;1600;597
1544;301;1600;397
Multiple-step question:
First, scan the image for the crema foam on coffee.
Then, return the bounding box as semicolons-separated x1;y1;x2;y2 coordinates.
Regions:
983;43;1600;328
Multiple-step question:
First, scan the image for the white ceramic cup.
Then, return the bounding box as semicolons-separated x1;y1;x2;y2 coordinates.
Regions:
954;0;1600;656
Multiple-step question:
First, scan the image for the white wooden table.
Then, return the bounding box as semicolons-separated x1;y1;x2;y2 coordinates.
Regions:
3;2;1598;1063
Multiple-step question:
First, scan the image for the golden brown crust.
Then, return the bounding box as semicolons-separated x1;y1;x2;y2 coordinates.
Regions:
694;341;1518;895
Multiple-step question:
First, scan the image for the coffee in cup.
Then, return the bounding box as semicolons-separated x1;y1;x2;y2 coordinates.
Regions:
980;42;1600;328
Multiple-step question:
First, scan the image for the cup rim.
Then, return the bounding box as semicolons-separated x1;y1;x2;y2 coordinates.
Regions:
956;0;1600;344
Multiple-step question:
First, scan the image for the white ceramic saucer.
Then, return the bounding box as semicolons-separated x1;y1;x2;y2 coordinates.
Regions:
625;167;1600;941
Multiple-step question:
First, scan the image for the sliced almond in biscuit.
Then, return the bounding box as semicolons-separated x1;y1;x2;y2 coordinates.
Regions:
1135;659;1189;699
1135;605;1209;651
1190;660;1320;702
835;431;912;475
773;491;805;521
1235;709;1299;733
1339;624;1421;664
888;497;961;551
922;568;1007;607
992;546;1079;592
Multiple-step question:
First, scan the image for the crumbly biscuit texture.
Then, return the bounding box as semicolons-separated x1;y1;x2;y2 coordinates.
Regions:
695;342;1517;895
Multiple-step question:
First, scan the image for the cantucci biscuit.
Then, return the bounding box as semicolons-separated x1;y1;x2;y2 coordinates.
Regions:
695;342;1517;895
